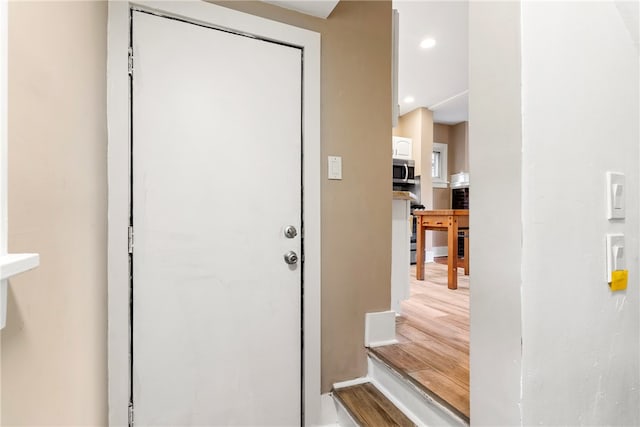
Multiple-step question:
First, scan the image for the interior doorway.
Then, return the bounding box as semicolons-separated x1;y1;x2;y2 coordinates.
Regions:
388;0;470;421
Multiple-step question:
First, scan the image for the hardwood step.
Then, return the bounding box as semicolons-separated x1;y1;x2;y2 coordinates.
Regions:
333;382;416;427
368;349;469;425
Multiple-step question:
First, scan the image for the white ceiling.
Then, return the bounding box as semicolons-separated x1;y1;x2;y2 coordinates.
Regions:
394;1;469;124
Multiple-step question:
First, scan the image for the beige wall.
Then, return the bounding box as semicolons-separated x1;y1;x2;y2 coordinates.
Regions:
393;108;422;174
432;114;449;247
450;121;469;174
433;123;449;145
432;121;469;247
3;1;108;425
3;4;391;421
186;1;393;392
394;107;433;207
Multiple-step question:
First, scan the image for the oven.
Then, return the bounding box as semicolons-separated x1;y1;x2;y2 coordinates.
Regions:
451;172;469;257
452;187;469;209
409;203;424;264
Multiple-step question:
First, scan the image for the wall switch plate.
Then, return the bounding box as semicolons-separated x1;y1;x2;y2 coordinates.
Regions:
606;172;625;219
328;156;342;180
606;233;625;282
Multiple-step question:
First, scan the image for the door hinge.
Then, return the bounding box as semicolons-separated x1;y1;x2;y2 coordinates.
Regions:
128;402;134;426
128;46;134;75
128;225;134;254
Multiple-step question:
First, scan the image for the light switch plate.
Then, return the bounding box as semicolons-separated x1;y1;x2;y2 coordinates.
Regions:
328;156;342;180
606;233;625;282
606;172;625;219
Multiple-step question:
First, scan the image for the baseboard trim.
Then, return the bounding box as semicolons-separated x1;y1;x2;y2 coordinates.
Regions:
332;376;370;390
319;392;340;426
364;311;397;347
368;339;399;348
332;391;360;427
424;251;435;263
432;246;448;257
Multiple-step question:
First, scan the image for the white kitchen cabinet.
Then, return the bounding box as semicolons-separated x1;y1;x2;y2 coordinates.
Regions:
392;136;412;160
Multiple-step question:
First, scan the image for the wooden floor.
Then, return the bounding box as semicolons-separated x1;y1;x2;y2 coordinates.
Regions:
370;261;469;421
334;383;416;427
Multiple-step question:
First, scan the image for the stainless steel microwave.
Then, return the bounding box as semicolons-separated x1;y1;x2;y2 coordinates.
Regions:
392;159;415;185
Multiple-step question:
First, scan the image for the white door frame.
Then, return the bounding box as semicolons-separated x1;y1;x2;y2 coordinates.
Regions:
106;2;321;425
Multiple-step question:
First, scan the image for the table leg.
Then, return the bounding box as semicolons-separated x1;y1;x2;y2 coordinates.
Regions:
447;216;458;289
416;219;424;281
463;230;469;276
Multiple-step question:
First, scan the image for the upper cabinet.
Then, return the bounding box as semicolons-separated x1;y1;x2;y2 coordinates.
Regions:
392;136;412;160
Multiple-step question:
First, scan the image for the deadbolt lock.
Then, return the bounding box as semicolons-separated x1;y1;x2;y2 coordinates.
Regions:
284;225;297;239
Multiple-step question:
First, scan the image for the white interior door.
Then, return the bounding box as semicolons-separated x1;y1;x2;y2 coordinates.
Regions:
131;10;302;426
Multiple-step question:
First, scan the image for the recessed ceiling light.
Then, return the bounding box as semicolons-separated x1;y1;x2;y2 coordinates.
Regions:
420;38;437;49
403;96;415;104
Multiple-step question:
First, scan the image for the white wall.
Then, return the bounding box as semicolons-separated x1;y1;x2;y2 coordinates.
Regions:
471;1;640;425
520;2;639;425
468;2;523;425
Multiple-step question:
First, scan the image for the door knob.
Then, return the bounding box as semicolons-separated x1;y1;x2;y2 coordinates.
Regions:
284;225;297;239
284;251;298;265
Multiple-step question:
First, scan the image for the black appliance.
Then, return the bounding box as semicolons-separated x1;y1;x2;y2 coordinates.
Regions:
409;203;424;264
452;187;469;257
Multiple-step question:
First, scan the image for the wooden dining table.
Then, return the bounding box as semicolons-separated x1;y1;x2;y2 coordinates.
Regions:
414;210;469;290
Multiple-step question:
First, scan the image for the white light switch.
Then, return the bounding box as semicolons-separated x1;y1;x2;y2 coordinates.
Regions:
606;234;625;282
607;172;625;219
328;156;342;180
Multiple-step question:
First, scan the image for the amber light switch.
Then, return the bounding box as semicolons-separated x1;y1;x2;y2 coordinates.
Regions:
605;234;625;284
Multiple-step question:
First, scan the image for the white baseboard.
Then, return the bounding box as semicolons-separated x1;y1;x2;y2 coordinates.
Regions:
332;376;370;390
364;311;398;347
368;339;399;348
318;393;339;426
432;246;449;257
332;393;359;427
424;251;435;263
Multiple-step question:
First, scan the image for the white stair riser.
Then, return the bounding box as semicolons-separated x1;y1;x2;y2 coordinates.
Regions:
368;355;468;426
332;394;361;427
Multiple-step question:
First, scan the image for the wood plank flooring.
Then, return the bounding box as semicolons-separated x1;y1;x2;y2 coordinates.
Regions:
333;383;416;427
370;262;469;421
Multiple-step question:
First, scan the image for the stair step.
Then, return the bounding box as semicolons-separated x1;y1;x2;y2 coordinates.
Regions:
368;347;470;423
367;350;469;426
333;382;416;427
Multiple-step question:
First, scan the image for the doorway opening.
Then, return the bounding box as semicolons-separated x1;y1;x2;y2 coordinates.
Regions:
386;0;470;421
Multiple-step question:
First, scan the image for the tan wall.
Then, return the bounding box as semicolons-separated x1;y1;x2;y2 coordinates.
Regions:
418;108;434;208
3;5;392;421
3;1;108;425
432;122;469;247
434;123;450;145
432;124;450;247
209;1;394;392
394;107;433;206
450;121;469;174
393;108;422;174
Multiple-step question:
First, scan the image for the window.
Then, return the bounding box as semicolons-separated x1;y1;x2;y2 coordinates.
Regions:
432;142;448;188
432;151;441;179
